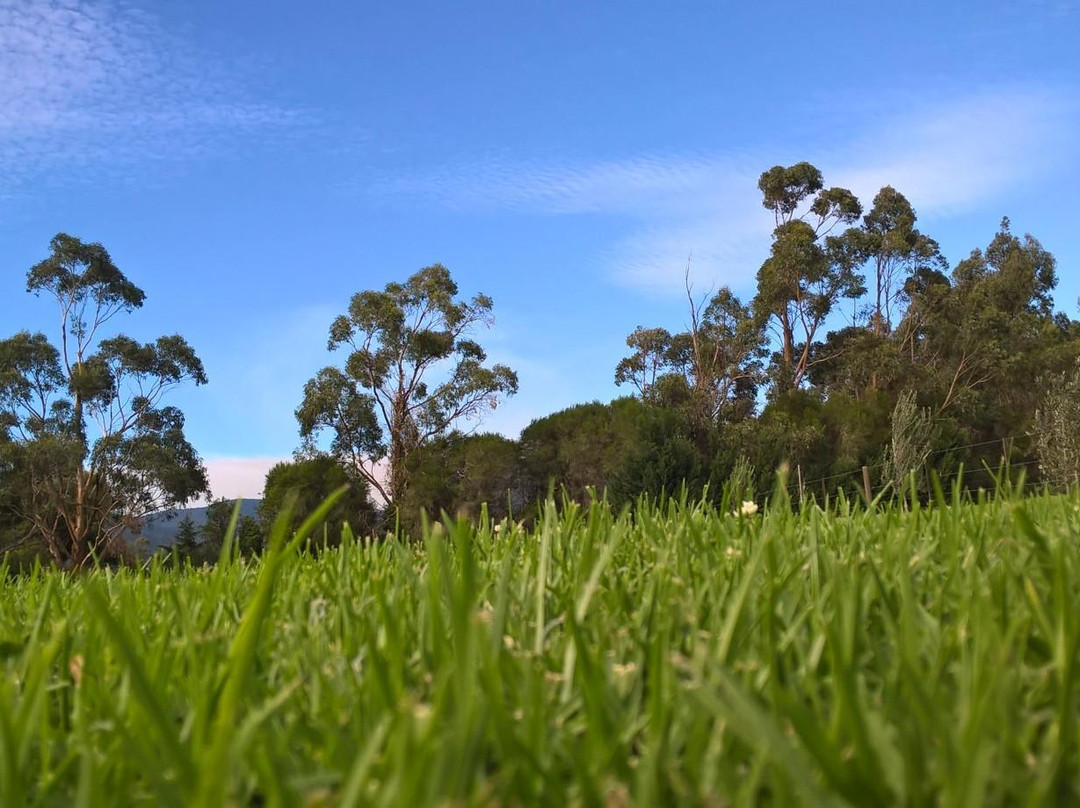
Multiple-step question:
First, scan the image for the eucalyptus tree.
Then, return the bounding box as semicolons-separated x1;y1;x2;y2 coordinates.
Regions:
856;186;945;336
614;326;674;400
296;264;518;507
752;162;865;391
0;234;209;566
898;219;1076;426
616;279;765;431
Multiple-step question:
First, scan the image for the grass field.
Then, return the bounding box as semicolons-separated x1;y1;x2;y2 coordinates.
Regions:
2;480;1079;806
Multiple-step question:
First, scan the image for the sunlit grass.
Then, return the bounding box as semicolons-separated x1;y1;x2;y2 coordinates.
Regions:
2;480;1079;805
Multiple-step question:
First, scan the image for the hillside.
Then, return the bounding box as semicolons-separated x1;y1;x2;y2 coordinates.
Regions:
132;500;262;551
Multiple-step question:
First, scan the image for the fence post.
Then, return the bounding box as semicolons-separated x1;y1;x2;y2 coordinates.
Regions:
797;464;805;501
862;465;872;504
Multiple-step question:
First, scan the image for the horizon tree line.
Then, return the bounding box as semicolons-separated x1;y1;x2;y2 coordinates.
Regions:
4;161;1080;564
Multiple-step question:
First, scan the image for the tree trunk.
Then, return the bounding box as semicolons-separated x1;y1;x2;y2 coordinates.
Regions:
780;311;794;367
874;257;885;338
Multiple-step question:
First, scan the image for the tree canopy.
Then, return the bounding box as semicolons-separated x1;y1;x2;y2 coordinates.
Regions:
296;264;518;510
753;163;865;391
0;234;208;566
259;455;377;544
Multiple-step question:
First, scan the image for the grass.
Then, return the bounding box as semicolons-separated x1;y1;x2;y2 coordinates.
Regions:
2;480;1080;806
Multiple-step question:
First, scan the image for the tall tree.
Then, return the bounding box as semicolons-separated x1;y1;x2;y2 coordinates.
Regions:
752;162;864;391
297;264;518;507
614;326;674;400
856;186;945;337
0;234;209;567
677;284;766;427
616;276;765;431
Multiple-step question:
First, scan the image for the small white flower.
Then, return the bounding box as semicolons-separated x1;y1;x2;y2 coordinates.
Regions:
737;500;758;516
309;597;328;625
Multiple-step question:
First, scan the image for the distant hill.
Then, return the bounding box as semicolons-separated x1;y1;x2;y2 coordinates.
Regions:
130;500;262;552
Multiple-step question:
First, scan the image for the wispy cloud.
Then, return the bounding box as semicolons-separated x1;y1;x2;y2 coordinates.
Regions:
829;85;1072;216
0;0;307;189
375;84;1076;295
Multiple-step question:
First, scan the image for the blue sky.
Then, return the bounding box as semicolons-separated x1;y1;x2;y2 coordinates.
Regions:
2;0;1078;500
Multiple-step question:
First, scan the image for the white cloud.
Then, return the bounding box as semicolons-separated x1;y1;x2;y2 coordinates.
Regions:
200;456;285;503
200;455;393;507
828;86;1072;216
0;0;307;187
375;84;1076;295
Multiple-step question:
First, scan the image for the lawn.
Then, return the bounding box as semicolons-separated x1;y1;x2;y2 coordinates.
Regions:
2;481;1079;806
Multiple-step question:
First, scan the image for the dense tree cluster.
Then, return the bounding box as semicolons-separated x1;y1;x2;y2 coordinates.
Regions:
395;164;1080;523
4;161;1080;563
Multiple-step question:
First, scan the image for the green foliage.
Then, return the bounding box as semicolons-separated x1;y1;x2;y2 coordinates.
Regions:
808;327;908;398
898;218;1075;428
519;398;647;507
173;514;200;557
3;490;1080;803
855;186;945;336
25;233;145;313
259;456;376;544
726;391;830;490
609;405;709;506
882;390;934;492
198;499;264;559
281;164;1080;527
1033;360;1080;489
753;163;864;391
616;285;765;431
1;235;208;567
614;326;675;398
398;432;525;534
294;368;382;476
9;169;1080;570
298;264;518;507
